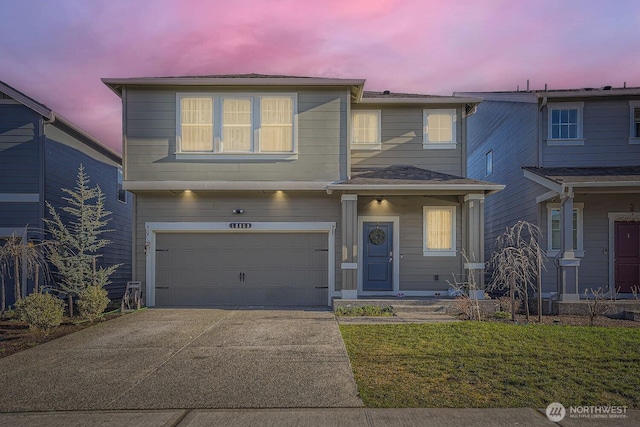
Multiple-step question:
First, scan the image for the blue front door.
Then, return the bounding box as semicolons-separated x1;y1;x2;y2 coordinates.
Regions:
363;222;393;291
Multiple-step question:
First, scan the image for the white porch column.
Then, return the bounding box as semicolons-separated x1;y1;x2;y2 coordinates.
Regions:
559;189;580;301
341;194;358;299
464;194;486;298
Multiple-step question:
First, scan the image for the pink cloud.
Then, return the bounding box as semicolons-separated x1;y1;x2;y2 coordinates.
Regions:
0;0;638;151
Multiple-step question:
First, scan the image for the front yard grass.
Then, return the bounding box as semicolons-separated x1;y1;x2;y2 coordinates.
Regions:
340;322;640;408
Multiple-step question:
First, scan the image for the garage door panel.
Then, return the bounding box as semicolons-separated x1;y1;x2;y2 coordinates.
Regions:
155;232;328;306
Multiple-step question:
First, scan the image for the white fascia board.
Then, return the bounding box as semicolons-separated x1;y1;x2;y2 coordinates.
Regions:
536;190;559;204
123;180;333;191
358;97;482;105
453;92;538;103
569;180;640;188
102;77;366;96
326;184;505;192
523;169;563;193
539;88;640;99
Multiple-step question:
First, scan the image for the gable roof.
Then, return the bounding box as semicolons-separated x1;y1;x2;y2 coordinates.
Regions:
327;165;504;194
0;80;121;163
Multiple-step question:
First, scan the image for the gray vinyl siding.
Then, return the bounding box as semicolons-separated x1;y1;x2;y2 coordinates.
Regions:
124;88;348;182
351;106;465;176
44;137;133;301
539;194;638;294
134;192;342;296
466;101;544;270
542;98;640;167
358;195;463;291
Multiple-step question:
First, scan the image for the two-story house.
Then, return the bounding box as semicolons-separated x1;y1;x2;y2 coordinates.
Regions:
463;87;640;301
102;74;503;307
0;80;133;305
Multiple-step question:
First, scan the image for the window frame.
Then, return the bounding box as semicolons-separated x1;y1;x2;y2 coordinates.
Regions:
547;102;584;146
423;109;457;149
175;92;298;159
547;203;584;257
351;110;382;150
423;206;457;256
629;100;640;144
117;166;126;203
485;150;493;176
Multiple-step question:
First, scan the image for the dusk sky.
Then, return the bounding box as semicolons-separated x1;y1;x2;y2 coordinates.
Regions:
1;0;639;152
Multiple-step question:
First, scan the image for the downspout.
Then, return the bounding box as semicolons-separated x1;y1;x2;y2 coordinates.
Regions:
538;96;547;166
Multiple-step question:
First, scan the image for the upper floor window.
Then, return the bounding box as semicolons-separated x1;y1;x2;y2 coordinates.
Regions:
177;93;297;158
423;206;456;256
117;166;126;203
547;203;584;256
629;101;640;144
423;109;457;149
485;150;493;176
351;110;381;149
547;102;584;145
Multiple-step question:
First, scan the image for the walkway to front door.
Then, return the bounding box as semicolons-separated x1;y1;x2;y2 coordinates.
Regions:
363;221;393;291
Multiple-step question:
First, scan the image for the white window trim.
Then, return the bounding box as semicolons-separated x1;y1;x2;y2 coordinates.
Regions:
423;206;456;256
175;92;298;158
628;100;640;144
546;102;585;145
485;150;493;176
547;203;584;257
423;109;457;149
351;110;381;150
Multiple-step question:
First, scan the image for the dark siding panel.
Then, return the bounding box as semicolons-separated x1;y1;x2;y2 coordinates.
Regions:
45;139;133;300
0;104;41;193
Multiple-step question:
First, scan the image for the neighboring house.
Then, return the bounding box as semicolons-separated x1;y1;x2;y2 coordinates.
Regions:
462;86;640;301
102;74;503;307
0;81;133;305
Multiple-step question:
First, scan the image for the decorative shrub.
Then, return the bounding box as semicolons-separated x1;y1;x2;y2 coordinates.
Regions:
77;285;110;322
14;293;65;333
494;311;511;319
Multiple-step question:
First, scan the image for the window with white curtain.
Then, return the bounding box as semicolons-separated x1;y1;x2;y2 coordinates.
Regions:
176;93;296;156
351;110;381;148
180;97;214;152
423;206;456;256
261;97;293;152
423;109;456;149
222;98;252;152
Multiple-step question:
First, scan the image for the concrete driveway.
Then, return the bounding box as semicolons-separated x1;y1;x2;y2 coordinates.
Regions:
0;308;363;412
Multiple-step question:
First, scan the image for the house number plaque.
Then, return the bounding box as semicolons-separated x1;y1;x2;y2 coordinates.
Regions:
229;222;252;229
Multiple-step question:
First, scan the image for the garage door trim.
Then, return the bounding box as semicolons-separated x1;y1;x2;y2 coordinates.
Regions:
145;221;336;307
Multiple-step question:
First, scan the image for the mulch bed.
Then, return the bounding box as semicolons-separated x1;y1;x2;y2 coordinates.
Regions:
0;313;120;359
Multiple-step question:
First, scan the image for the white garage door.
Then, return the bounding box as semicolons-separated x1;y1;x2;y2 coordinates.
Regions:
154;232;328;306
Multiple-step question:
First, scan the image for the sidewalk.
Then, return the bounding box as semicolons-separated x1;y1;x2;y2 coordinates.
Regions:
1;407;638;426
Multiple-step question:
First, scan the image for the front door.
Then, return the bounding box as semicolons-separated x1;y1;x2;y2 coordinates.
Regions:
363;222;393;291
615;222;640;293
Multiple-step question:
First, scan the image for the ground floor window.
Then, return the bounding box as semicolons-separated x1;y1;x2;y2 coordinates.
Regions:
547;203;584;255
423;206;456;256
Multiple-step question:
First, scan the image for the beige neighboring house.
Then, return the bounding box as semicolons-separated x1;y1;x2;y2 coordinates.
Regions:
103;74;503;307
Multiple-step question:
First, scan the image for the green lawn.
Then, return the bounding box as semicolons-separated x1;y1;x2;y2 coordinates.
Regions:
340;322;640;408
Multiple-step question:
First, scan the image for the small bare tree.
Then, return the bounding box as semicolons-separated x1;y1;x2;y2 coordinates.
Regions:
489;221;547;322
448;252;482;321
584;287;615;326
